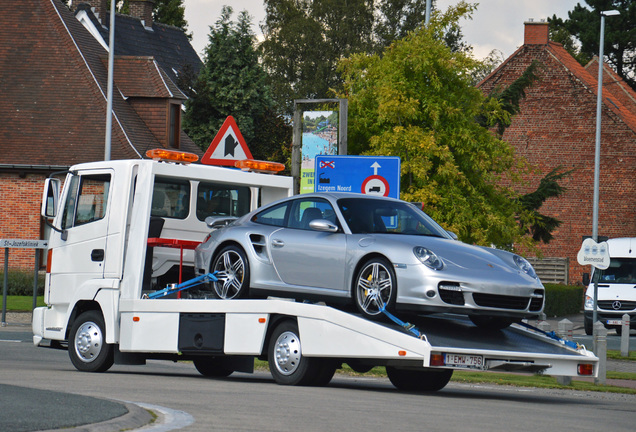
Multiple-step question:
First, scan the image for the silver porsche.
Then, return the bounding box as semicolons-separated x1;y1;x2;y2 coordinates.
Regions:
194;192;544;329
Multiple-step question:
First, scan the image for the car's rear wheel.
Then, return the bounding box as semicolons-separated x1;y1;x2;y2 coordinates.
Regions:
211;245;250;299
386;367;453;392
469;315;513;330
354;258;397;319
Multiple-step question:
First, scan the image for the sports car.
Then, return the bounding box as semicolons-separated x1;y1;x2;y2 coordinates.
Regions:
194;192;544;328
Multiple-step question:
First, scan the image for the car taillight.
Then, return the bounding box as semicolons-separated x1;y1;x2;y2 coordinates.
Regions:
578;364;594;376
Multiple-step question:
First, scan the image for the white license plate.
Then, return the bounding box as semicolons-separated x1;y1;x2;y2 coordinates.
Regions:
606;319;623;325
444;353;485;369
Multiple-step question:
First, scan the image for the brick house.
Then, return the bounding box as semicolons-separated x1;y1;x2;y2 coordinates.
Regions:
478;21;636;284
0;0;203;270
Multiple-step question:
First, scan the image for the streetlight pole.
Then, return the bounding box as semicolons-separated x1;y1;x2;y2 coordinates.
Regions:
591;9;619;327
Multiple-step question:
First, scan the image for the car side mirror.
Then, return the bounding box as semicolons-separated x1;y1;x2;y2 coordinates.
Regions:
582;272;590;286
309;219;339;233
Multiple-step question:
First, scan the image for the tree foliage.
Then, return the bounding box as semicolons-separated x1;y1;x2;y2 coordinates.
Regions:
183;7;279;153
260;0;445;113
338;2;542;249
549;0;636;90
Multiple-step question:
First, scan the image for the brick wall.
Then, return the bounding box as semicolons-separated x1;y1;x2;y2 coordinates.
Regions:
480;45;636;284
0;173;47;270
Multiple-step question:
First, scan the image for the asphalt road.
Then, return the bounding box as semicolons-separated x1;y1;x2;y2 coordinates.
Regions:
2;326;636;432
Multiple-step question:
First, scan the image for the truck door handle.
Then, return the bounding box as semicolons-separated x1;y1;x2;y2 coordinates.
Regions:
271;239;284;248
91;249;104;262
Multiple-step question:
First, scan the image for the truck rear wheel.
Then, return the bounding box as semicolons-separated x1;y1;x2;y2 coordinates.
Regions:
193;357;233;377
268;320;335;386
386;367;453;392
68;311;114;373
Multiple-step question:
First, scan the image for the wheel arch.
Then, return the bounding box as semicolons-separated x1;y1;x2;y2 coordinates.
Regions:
210;240;247;268
260;314;298;358
65;300;102;341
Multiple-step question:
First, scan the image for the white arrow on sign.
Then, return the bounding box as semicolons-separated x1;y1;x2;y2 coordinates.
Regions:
576;238;610;270
371;162;381;175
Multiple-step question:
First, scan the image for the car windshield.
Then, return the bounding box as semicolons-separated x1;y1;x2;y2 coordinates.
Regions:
337;198;449;237
593;258;636;284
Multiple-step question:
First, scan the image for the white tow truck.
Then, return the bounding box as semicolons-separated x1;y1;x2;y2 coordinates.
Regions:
32;150;598;391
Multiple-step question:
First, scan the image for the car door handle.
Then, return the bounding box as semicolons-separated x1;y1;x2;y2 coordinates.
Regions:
91;249;104;262
271;239;285;248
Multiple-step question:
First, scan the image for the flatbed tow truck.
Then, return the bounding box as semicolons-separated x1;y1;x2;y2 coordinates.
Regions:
32;150;598;391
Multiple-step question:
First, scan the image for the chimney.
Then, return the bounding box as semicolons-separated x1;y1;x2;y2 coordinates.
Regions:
78;0;108;24
524;19;549;45
129;0;155;28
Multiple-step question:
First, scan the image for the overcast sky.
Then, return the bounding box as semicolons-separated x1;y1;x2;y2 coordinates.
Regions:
183;0;582;60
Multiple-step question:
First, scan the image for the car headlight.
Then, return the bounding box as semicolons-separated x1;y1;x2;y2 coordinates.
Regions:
513;255;537;279
413;247;443;270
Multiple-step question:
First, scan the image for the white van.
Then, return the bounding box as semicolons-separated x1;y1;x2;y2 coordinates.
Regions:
583;237;636;335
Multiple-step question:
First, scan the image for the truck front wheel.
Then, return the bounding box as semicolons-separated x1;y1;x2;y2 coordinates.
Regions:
68;311;114;373
386;367;453;392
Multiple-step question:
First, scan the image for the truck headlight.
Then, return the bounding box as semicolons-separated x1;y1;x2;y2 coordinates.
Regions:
414;247;443;270
584;295;594;310
513;255;537;279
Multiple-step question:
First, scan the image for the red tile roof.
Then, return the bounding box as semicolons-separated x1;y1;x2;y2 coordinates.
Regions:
0;0;200;167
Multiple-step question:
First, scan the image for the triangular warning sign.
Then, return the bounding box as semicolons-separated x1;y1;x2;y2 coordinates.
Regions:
201;116;253;166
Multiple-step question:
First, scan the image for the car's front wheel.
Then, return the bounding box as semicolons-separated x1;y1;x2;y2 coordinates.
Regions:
469;315;513;330
211;245;250;299
354;257;397;319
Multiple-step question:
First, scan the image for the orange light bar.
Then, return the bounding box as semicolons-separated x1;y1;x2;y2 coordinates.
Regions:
235;159;285;174
146;149;199;164
578;363;594;376
430;354;445;366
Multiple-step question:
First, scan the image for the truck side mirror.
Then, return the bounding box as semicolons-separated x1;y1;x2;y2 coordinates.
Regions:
41;178;60;218
582;272;590;286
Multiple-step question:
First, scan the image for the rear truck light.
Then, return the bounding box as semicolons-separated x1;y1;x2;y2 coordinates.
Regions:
430;354;445;366
146;149;199;164
578;364;594;376
235;159;285;174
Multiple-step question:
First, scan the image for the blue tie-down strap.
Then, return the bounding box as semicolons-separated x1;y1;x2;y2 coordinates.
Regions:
518;321;579;350
380;305;425;340
146;273;218;299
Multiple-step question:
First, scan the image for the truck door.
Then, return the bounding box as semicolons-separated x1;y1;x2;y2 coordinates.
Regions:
47;171;113;305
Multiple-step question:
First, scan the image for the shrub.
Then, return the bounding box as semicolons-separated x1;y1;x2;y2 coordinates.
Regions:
543;283;584;317
0;270;45;296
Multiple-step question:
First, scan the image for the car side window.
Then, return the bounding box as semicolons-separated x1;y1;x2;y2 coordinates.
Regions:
252;202;289;227
288;198;336;230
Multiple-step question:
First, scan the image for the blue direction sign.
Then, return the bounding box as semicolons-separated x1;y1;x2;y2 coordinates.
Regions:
314;155;401;199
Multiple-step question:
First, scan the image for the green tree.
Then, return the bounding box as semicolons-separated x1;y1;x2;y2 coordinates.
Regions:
183;6;289;163
549;0;636;90
338;2;539;249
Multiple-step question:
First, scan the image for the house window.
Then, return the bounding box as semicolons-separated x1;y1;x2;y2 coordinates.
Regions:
168;103;181;149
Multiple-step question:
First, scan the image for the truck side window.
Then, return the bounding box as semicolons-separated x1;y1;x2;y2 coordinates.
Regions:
151;178;190;219
61;174;111;229
196;183;251;221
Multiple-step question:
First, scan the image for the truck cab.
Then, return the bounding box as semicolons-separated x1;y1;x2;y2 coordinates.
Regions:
35;152;293;345
583;237;636;335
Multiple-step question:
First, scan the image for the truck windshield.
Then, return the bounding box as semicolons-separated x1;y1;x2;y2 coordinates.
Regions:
593;258;636;284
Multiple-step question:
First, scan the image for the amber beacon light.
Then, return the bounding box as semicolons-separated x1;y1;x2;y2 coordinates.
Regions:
146;149;199;164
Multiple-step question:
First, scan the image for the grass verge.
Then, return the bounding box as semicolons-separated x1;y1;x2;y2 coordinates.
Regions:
2;296;45;311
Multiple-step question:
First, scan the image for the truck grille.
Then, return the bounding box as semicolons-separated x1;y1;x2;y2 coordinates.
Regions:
598;300;636;311
472;293;530;310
